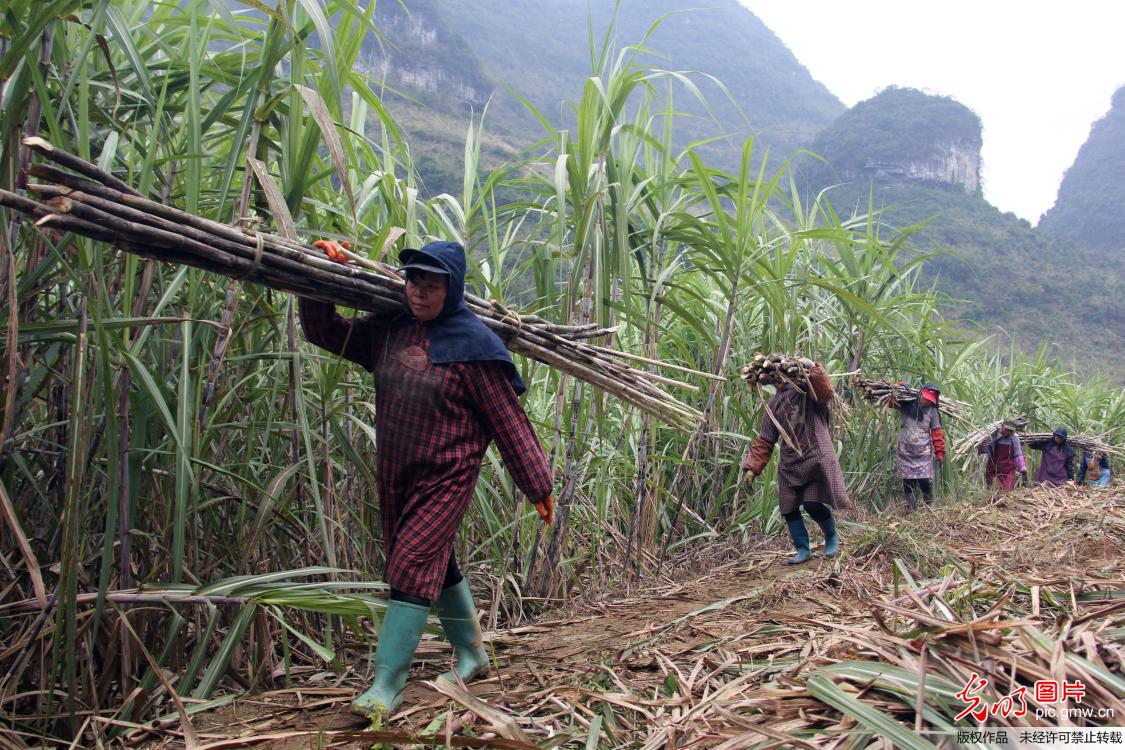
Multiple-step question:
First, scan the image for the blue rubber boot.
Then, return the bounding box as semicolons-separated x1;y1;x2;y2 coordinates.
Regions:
434;579;490;683
785;517;812;564
350;599;429;720
813;510;840;558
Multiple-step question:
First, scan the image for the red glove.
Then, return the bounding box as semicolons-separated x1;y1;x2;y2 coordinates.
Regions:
533;494;555;526
743;436;775;476
930;427;946;461
808;363;833;404
312;239;351;264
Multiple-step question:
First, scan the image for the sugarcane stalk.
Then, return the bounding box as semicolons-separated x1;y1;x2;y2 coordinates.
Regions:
1022;433;1119;455
582;342;728;381
951;415;1032;461
24;174;623;339
6;138;710;431
739;352;814;390
39;195;400;303
850;374;972;423
1017;432;1120;459
22;136;140;196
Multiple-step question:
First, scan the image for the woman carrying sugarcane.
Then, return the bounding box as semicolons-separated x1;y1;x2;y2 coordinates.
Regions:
977;418;1028;490
299;240;555;721
887;383;946;512
741;361;852;564
1027;428;1076;486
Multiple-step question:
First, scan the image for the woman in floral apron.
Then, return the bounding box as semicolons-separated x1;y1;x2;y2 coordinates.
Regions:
889;383;946;512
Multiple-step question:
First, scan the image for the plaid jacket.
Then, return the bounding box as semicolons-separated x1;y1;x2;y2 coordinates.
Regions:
747;365;851;514
299;300;552;599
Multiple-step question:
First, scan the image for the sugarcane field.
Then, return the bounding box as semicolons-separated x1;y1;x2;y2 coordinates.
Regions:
1;3;1123;749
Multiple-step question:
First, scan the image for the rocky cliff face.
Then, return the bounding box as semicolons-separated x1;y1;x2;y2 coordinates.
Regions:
858;141;980;193
360;0;489;110
378;62;483;106
810;87;983;195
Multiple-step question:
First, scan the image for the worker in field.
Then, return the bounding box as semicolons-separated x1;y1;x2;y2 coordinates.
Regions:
1027;428;1076;486
1077;450;1113;487
300;239;554;721
741;360;851;564
887;383;946;512
977;419;1028;490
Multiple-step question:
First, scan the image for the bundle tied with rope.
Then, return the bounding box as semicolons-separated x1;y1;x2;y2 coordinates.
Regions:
951;415;1030;462
737;353;829;463
953;414;1122;463
739;352;815;390
850;374;972;424
1;137;708;431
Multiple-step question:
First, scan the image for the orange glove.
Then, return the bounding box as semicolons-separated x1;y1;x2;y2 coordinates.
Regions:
312;239;351;264
533;494;555;526
930;427;947;461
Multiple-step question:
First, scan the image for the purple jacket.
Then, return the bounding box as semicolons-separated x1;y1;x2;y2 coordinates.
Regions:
1028;431;1075;485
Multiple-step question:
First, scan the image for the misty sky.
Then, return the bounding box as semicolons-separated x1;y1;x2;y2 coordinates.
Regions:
744;1;1125;223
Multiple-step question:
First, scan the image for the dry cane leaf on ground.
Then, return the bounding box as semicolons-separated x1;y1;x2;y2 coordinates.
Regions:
136;485;1122;749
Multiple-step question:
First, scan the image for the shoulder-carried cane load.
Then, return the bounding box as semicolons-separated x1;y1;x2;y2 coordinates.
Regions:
0;138;707;431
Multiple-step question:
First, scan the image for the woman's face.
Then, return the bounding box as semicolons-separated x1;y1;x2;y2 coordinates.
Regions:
405;270;448;322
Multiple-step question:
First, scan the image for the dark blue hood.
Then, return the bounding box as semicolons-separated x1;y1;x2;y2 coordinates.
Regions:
399;241;525;395
1052;427;1075;457
1048;427;1076;459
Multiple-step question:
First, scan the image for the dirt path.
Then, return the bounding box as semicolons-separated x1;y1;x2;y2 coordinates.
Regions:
154;487;1124;749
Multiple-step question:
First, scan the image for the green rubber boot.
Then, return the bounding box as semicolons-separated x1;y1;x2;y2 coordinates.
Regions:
433;579;490;684
350;599;429;720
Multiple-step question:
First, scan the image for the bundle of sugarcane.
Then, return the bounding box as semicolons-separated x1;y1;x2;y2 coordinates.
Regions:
1016;432;1122;459
951;414;1031;460
1;137;706;430
850;374;972;424
739;352;814;389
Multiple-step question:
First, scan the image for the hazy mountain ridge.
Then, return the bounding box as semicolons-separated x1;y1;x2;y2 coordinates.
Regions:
1038;84;1125;256
438;0;845;153
358;2;1120;378
806;88;1123;379
369;0;844;192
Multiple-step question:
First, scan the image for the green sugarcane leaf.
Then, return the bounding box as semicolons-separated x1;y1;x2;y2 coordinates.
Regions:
807;672;939;750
